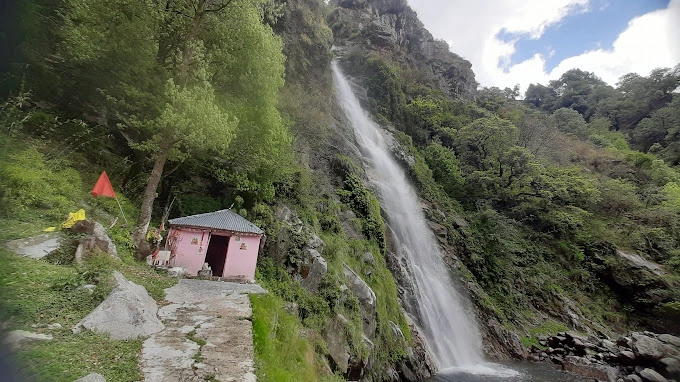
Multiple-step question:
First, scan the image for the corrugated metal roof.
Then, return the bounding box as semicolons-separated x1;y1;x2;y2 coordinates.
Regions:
168;209;263;234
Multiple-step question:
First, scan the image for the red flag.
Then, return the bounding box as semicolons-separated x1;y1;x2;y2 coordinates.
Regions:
91;171;116;198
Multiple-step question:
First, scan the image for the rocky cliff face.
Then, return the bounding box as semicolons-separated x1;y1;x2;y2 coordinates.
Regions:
328;0;477;99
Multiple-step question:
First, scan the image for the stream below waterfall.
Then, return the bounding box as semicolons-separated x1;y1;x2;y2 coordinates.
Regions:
332;61;592;381
425;362;593;381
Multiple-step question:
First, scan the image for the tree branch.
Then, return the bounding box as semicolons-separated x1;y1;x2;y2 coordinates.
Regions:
205;0;235;13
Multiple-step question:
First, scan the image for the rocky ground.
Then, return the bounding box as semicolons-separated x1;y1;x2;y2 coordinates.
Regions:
140;279;267;382
528;330;680;382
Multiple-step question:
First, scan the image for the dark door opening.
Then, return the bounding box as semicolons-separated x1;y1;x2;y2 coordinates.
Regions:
205;235;229;277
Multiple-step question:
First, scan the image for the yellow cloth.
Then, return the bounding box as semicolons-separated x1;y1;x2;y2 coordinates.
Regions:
44;227;56;232
61;209;86;229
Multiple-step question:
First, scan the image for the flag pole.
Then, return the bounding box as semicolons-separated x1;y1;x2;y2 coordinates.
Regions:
115;196;128;224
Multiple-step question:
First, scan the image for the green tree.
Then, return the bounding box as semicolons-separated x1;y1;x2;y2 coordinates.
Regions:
423;141;464;198
56;0;286;256
548;69;608;116
524;83;557;110
551;108;587;137
454;117;517;171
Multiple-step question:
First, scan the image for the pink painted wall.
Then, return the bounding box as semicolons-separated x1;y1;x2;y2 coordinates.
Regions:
222;234;261;281
168;227;261;280
167;227;210;276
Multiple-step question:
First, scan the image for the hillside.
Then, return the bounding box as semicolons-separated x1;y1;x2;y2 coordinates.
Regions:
1;0;679;381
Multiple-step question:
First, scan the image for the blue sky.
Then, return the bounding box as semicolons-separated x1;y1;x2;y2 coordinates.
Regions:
406;0;680;91
497;0;669;73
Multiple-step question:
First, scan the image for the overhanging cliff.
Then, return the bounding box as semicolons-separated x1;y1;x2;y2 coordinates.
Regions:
328;0;478;99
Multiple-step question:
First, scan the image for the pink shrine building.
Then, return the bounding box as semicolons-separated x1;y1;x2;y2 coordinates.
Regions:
166;209;264;281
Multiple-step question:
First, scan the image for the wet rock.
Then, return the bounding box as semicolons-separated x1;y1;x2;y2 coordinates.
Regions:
486;319;527;359
632;333;667;361
619;337;634;349
426;221;447;239
638;368;668;382
74;373;106;382
562;355;620;382
549;336;567;348
73;271;164;340
3;330;53;349
399;317;435;380
624;375;643;382
619;350;637;364
658;334;680;348
657;357;680;378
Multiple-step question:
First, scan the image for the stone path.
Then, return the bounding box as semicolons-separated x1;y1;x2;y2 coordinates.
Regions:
140;280;267;382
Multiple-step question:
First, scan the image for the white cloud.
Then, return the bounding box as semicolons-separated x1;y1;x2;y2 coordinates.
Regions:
406;0;680;94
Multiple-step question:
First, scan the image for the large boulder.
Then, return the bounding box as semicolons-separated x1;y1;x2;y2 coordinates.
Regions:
343;263;377;338
657;357;680;379
486;319;527;359
639;368;668;382
658;334;680;348
299;248;328;292
73;271;163;340
71;220;118;261
562;356;619;382
397;316;436;381
323;314;351;374
2;233;61;259
632;333;668;362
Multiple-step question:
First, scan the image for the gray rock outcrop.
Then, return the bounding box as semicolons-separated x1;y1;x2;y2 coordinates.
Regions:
299;249;328;292
272;205;329;292
639;368;668;382
71;219;118;261
659;334;680;348
342;262;377;338
632;333;667;361
72;271;163;340
562;355;620;382
530;331;680;382
2;233;61;259
658;357;680;379
329;0;477;99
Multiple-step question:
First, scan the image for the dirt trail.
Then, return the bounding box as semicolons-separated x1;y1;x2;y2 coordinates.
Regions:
140;280;266;382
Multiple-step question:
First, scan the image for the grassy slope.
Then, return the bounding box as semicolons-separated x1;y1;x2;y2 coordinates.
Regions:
0;121;177;380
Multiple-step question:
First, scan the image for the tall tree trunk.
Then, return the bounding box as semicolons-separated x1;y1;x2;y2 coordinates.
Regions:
132;145;170;259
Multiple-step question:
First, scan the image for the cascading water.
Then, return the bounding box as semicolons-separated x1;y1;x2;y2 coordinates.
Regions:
332;61;485;369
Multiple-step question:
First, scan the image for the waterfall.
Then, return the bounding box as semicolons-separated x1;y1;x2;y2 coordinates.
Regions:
332;62;484;369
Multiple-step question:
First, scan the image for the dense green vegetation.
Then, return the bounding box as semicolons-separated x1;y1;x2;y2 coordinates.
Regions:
339;49;680;339
0;234;175;381
2;0;680;379
1;0;417;380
